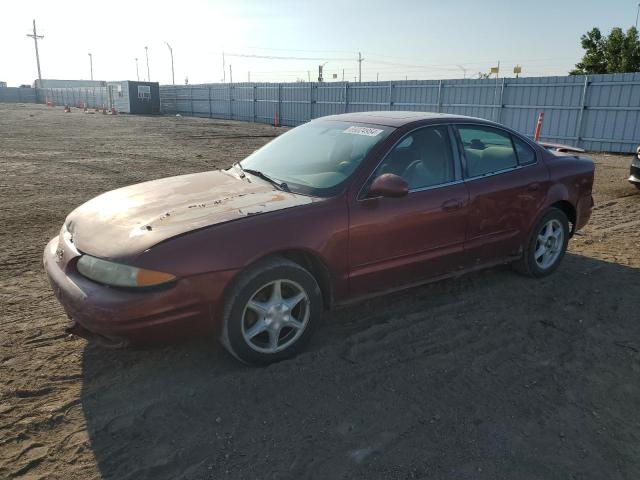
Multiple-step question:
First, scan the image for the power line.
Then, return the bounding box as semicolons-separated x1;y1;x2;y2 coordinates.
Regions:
225;52;354;61
245;46;358;54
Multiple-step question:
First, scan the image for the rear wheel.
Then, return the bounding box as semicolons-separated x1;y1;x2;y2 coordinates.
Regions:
514;208;569;278
220;257;322;365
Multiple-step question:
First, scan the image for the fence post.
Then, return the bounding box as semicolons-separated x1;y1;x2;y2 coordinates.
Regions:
388;81;393;111
277;83;282;125
309;82;314;121
175;86;179;115
496;77;506;123
575;75;589;148
344;82;349;113
437;80;443;113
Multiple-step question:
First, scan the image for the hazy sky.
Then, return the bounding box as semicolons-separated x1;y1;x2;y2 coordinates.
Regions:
1;0;637;86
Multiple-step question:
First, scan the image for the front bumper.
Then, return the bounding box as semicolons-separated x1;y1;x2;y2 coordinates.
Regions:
43;236;237;345
629;161;640;185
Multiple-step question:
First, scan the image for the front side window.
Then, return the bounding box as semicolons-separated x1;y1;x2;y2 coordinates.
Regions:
240;121;393;197
375;125;455;190
458;125;518;177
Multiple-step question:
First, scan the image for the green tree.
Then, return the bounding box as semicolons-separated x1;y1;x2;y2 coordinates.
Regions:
570;26;640;75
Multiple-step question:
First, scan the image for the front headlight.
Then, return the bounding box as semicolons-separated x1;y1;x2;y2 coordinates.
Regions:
76;255;176;288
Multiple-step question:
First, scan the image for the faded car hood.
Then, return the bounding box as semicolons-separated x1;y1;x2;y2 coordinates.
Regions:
66;169;313;259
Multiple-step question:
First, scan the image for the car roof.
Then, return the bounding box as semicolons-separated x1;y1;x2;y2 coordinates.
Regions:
315;111;492;128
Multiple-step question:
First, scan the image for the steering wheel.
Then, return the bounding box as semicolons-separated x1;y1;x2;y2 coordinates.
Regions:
402;159;422;183
336;160;354;174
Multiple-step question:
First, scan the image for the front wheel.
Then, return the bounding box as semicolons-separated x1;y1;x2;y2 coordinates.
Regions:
220;257;322;365
513;208;570;278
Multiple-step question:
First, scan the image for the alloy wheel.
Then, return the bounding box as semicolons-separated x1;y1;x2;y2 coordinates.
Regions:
534;218;564;270
241;279;310;354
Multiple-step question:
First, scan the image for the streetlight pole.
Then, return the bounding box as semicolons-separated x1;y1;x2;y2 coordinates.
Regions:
636;3;640;28
165;42;175;85
88;53;93;80
135;58;139;81
222;52;226;82
456;64;467;79
26;19;44;86
144;46;150;81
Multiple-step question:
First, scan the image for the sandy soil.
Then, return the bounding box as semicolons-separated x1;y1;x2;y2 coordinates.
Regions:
1;103;639;480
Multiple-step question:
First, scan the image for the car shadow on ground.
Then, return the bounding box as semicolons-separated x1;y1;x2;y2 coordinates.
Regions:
80;253;640;480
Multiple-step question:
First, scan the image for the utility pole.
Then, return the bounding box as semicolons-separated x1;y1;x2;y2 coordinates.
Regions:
307;70;310;82
135;58;139;81
88;53;93;80
26;19;44;86
248;71;251;82
636;2;640;28
342;69;345;82
222;52;226;82
165;42;175;85
376;72;379;82
358;52;363;83
229;64;233;83
144;46;150;81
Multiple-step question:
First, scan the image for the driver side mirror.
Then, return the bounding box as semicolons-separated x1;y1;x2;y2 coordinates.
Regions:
368;173;409;198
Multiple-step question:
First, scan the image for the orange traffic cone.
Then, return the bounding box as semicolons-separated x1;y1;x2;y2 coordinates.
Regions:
63;105;71;113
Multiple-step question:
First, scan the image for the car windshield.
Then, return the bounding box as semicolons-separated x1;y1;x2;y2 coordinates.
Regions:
239;120;393;196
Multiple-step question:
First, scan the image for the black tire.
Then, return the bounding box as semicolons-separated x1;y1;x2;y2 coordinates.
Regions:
513;208;570;278
220;257;323;365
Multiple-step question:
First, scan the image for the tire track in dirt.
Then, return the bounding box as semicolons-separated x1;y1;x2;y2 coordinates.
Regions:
1;103;639;480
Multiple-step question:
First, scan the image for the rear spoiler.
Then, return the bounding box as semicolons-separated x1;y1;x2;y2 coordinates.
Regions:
538;141;586;154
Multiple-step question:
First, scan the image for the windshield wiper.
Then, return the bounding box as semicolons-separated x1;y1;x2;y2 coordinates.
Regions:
242;168;289;192
231;162;246;178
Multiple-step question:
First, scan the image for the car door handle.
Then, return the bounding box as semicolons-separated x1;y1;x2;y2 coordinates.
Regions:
527;183;541;192
442;199;462;211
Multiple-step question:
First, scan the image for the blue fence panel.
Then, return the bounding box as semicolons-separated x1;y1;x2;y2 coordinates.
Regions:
7;73;639;152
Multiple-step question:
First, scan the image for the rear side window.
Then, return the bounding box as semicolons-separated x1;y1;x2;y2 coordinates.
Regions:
458;126;518;178
513;136;536;165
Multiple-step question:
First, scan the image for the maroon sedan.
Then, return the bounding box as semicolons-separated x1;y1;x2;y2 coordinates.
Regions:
44;112;595;364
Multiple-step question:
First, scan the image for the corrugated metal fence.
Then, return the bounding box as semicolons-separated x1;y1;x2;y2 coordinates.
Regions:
159;72;640;153
0;87;37;103
36;86;111;109
2;72;638;153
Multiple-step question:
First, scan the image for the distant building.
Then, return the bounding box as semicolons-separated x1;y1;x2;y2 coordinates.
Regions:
107;81;160;114
0;81;7;88
34;79;106;89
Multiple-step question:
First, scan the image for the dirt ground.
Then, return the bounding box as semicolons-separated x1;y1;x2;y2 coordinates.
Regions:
1;103;639;480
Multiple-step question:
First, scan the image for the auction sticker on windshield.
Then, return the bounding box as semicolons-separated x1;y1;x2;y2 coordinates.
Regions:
343;126;384;136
